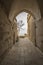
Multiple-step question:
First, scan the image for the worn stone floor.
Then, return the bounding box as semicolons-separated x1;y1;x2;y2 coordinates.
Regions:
0;38;43;65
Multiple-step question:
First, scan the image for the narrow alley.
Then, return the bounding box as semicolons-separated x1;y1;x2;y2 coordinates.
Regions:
0;38;43;65
0;0;43;65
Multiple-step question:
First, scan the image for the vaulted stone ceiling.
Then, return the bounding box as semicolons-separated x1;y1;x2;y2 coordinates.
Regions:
0;0;43;20
9;0;41;21
0;0;14;15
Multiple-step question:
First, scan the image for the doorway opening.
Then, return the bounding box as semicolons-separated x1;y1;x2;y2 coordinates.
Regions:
16;11;29;38
14;11;36;44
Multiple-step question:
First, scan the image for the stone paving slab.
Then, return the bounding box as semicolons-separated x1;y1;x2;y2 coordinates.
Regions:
0;38;43;65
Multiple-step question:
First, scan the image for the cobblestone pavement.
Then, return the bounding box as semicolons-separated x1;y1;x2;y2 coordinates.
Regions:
0;38;43;65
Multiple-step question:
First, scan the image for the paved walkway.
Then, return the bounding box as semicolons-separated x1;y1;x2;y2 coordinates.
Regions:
0;38;43;65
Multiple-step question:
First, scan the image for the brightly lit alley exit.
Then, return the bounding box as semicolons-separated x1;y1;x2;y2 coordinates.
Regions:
14;11;36;45
0;0;43;65
16;12;28;38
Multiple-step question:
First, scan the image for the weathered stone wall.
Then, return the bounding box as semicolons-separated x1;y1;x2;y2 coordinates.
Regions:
13;19;18;43
27;15;36;45
27;13;43;52
0;6;13;57
36;18;43;52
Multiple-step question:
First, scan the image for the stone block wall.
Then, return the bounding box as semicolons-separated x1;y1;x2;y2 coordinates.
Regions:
36;18;43;52
27;15;36;45
12;19;18;43
0;6;13;57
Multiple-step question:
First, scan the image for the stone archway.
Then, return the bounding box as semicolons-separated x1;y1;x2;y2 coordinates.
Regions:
8;0;42;50
13;9;35;21
13;10;36;45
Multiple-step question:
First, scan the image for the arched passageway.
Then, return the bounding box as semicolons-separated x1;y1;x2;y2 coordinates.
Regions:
0;0;43;65
14;10;36;45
